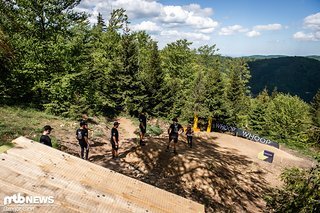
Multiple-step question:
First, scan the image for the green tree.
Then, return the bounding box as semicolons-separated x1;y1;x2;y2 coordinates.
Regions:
135;32;165;116
160;39;196;118
182;45;228;125
0;0;87;107
225;58;251;127
96;12;106;32
108;8;128;32
0;29;14;104
264;93;312;147
249;88;270;134
182;66;208;122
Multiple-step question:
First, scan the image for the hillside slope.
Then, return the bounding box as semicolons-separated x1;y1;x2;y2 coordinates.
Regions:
248;56;320;102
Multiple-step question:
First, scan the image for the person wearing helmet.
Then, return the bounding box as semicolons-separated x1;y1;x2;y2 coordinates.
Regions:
76;120;90;160
167;117;184;154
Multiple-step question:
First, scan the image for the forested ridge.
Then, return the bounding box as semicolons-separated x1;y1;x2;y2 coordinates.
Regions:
248;56;320;102
0;1;319;211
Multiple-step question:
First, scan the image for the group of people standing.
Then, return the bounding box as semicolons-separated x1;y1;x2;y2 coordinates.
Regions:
39;112;194;161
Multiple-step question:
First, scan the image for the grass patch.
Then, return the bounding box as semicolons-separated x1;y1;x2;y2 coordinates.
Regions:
93;130;105;137
279;140;320;160
147;125;163;136
0;143;14;153
0;106;65;148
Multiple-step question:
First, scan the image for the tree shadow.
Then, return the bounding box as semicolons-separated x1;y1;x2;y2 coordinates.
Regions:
112;134;270;212
63;132;271;212
90;141;105;148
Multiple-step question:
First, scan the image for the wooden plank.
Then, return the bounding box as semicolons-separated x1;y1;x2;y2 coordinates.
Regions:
0;137;204;213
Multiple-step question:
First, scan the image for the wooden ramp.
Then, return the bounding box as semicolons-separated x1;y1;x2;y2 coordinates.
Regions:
0;137;204;213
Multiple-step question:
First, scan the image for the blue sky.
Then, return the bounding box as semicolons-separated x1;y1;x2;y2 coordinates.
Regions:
76;0;320;56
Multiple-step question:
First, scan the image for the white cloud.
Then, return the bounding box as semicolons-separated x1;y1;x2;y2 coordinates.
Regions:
160;30;210;41
159;5;218;31
293;31;320;41
246;30;261;37
131;21;161;32
186;16;218;30
253;23;282;31
75;0;217;46
182;4;213;16
159;5;189;23
197;28;215;33
293;12;320;41
219;25;248;35
76;0;162;23
76;1;218;32
304;12;320;30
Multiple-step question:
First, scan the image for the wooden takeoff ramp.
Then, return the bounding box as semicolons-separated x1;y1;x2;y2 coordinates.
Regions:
0;137;204;212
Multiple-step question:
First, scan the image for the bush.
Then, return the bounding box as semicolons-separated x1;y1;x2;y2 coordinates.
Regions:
147;125;163;136
265;164;320;212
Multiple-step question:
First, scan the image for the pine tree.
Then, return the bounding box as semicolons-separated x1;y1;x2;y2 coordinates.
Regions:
146;42;165;116
226;58;251;127
96;13;106;32
249;88;270;134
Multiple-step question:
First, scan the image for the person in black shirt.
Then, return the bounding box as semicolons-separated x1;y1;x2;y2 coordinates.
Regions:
76;121;90;160
40;125;53;147
111;121;120;159
138;111;147;146
167;118;184;154
185;124;194;148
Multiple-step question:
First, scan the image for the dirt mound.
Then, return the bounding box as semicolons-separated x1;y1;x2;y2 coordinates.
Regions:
58;117;315;212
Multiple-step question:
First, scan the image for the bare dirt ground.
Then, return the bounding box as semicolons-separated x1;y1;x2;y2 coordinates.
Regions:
54;117;315;213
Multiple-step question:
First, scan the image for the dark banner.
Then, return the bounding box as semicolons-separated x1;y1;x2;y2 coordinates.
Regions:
213;123;279;149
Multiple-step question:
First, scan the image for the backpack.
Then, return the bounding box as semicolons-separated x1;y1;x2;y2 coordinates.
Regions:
76;129;83;140
173;124;179;134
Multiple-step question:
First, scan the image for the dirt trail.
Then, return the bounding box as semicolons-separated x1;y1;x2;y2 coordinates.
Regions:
57;117;315;213
116;117;138;139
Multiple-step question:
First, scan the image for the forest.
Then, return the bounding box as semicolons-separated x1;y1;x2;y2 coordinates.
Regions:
0;1;319;153
1;0;320;155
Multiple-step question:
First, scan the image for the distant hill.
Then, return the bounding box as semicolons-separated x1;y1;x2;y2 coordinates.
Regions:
306;55;320;61
244;55;320;61
248;56;320;102
244;55;287;60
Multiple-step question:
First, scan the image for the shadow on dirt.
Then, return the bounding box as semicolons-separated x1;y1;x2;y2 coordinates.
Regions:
81;134;271;212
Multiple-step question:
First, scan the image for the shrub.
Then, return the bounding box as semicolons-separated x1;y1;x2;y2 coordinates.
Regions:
147;125;163;136
265;164;320;212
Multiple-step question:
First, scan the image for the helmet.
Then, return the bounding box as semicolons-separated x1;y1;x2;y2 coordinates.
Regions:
80;120;87;126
